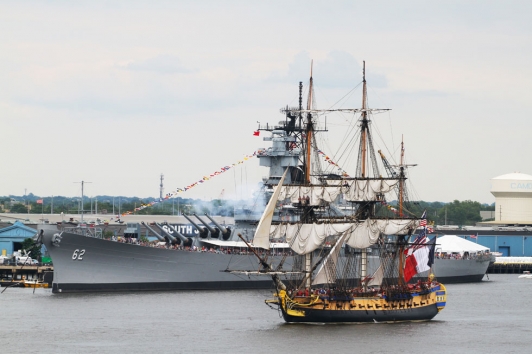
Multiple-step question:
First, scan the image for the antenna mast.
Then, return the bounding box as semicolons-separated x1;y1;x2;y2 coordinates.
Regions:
74;181;91;223
160;174;164;200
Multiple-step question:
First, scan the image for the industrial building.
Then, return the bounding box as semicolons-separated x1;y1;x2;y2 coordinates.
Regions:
436;172;532;257
490;172;532;224
0;221;38;257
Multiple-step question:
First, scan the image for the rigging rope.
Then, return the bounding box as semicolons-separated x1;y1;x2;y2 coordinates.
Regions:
120;151;258;216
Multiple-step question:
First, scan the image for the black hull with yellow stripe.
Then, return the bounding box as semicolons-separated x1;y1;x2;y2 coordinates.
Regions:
269;284;447;324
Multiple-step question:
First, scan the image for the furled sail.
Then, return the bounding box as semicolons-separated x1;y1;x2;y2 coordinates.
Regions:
327;179;400;202
252;169;289;250
344;219;416;249
273;219;418;255
275;185;342;206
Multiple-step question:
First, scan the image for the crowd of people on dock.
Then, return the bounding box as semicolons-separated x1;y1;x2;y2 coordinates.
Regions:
108;236;293;256
435;251;492;261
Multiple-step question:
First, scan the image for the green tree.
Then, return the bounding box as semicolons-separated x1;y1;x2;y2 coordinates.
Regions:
21;238;42;261
437;200;483;226
10;203;28;213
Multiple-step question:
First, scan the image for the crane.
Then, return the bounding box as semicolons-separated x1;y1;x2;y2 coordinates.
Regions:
378;150;398;178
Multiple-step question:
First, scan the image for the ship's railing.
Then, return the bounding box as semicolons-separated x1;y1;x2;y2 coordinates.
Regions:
62;225;103;239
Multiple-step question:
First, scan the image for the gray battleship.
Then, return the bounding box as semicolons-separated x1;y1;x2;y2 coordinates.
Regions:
38;81;490;293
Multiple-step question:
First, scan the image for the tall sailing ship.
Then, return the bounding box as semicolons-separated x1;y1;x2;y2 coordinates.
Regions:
235;62;447;323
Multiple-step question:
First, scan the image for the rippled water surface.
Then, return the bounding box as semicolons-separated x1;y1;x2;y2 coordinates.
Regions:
1;274;530;354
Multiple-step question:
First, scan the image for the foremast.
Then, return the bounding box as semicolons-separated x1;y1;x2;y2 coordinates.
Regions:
303;62;315;289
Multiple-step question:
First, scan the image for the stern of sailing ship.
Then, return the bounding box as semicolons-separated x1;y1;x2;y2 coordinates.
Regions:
266;283;447;323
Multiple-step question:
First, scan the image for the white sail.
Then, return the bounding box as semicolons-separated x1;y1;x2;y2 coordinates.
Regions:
312;233;349;286
344;219;417;249
252;169;289;250
273;219;418;255
272;222;351;255
367;264;384;287
327;179;400;202
275;185;342;206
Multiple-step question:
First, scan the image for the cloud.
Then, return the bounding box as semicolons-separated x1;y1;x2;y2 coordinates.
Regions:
123;54;196;74
266;50;387;89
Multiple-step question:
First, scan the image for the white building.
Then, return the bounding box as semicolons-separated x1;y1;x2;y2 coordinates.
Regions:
490;172;532;224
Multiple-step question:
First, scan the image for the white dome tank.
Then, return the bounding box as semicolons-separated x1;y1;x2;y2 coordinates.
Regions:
491;172;532;222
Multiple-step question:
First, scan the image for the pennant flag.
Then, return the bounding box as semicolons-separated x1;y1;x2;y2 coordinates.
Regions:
36;199;43;204
119;151;258;216
470;234;477;239
253;130;260;136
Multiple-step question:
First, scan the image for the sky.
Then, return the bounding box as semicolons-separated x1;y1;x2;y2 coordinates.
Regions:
1;0;531;204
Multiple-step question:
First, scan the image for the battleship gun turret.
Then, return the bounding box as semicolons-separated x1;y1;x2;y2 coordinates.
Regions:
154;223;178;244
203;213;232;240
183;214;209;238
164;223;193;247
140;222;165;242
194;214;220;238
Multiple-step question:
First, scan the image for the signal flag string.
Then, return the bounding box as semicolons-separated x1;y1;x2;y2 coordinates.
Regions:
120;148;349;216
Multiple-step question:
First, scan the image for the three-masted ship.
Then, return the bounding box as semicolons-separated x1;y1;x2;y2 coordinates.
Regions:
240;62;447;323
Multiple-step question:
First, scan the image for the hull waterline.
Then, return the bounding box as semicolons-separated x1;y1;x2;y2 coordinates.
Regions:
41;227;275;293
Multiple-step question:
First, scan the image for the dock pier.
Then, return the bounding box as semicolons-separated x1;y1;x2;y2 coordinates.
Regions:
0;265;53;286
488;257;532;274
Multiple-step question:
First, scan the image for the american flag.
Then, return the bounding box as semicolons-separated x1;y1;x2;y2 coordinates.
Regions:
415;211;428;242
419;210;427;227
406;211;428;255
412;227;427;246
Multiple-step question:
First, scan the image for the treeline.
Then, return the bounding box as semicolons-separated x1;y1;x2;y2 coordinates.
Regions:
0;195;233;217
402;200;495;226
1;195;494;226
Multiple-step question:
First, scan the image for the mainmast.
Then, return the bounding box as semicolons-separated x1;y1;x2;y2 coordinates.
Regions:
359;61;369;285
361;61;368;178
304;61;314;185
304;61;314;289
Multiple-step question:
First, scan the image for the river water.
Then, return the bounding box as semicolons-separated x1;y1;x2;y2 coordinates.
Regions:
1;274;530;354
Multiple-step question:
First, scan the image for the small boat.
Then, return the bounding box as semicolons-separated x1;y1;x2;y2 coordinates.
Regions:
518;271;532;279
0;276;50;289
22;280;50;288
231;62;447;323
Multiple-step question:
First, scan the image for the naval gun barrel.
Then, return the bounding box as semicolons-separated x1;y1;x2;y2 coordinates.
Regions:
203;213;232;240
153;223;177;243
182;214;209;238
140;222;165;241
194;214;220;238
163;223;192;246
